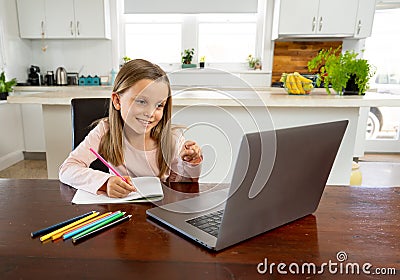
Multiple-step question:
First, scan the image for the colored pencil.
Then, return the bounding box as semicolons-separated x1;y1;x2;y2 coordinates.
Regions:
39;211;99;242
72;215;132;244
71;212;126;241
89;148;128;183
31;211;95;238
63;211;122;240
51;212;112;240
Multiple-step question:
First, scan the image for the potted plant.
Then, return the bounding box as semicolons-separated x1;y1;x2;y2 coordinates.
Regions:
181;48;196;68
122;56;132;63
119;56;132;68
0;71;17;100
247;54;260;70
307;47;375;95
199;56;206;68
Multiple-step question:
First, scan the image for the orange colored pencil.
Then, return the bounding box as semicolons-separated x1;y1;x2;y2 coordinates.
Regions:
40;212;99;242
51;212;112;240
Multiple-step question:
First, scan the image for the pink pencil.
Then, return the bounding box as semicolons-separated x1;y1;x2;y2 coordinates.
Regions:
89;148;128;183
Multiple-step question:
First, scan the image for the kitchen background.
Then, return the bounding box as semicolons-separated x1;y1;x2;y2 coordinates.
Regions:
0;0;371;86
0;0;115;82
0;0;399;174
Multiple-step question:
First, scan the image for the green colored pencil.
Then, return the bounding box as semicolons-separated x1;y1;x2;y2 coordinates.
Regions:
72;215;131;244
71;212;125;240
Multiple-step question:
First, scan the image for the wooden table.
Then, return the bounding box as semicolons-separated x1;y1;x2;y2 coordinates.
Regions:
0;179;399;279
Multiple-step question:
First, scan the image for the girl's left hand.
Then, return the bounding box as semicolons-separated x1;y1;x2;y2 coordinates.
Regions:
180;140;202;165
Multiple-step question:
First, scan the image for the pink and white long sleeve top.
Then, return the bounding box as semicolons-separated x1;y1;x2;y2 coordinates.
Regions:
59;120;202;194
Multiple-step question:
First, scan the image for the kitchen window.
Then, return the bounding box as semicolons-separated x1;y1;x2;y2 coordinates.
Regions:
125;23;182;63
124;14;183;65
198;14;257;63
121;13;258;70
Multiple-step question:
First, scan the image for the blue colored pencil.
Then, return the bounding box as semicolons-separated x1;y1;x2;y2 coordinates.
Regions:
30;211;96;238
63;211;121;240
71;212;126;241
72;215;131;244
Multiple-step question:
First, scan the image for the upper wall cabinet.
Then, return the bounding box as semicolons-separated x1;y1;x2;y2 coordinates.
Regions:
16;0;111;39
272;0;361;39
353;0;376;38
16;0;46;39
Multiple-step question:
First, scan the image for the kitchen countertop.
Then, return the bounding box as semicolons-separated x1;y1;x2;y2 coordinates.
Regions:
13;85;113;92
9;86;396;183
8;85;399;184
8;87;400;108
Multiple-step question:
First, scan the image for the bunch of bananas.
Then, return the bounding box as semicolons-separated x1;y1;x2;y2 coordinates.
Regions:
280;72;314;94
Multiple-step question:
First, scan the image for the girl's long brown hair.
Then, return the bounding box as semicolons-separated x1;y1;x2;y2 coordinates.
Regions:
98;59;173;178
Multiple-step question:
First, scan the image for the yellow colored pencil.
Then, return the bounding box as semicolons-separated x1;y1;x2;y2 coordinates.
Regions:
40;211;99;242
51;212;112;240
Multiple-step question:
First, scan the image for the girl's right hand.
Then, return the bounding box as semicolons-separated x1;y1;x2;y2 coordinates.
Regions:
106;176;136;198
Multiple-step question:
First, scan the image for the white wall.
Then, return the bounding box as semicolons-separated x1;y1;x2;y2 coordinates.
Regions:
30;39;114;77
0;0;28;171
0;103;24;170
0;0;31;81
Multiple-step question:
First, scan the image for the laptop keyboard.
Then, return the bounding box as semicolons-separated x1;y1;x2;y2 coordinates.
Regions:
186;209;224;237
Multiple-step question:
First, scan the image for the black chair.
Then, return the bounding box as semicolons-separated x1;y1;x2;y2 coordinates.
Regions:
71;98;110;172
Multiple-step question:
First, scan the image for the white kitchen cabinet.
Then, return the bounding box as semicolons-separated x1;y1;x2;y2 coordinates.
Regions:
45;0;111;39
16;0;46;39
274;0;359;38
12;90;46;152
0;102;25;171
353;0;376;38
16;0;111;39
20;103;46;152
73;0;111;39
44;0;75;39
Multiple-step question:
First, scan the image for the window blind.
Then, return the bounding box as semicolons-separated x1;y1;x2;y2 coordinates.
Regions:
124;0;258;14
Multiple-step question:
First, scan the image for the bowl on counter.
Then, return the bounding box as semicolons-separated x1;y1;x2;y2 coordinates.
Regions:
284;81;315;95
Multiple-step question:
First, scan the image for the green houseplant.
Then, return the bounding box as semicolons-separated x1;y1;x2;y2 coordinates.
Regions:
122;56;132;63
307;47;375;95
199;56;206;68
0;71;17;100
247;54;260;70
181;48;196;68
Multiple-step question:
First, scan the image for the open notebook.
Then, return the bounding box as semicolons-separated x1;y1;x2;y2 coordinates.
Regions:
71;177;164;204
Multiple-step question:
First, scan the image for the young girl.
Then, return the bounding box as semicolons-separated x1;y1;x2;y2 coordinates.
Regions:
59;59;202;198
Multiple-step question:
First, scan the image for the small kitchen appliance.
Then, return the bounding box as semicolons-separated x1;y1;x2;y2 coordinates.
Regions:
55;67;68;86
28;65;41;86
45;71;54;86
67;72;79;85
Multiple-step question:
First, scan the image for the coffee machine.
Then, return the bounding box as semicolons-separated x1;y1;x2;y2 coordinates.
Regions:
28;65;41;86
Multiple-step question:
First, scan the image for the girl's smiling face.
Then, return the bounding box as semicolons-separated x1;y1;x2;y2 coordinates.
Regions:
112;79;169;137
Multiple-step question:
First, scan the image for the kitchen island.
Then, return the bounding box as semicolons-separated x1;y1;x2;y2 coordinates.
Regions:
8;88;400;184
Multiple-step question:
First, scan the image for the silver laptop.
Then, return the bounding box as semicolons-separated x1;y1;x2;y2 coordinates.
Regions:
146;120;348;251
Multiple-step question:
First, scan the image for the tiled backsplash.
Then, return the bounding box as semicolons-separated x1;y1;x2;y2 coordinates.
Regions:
271;41;342;84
